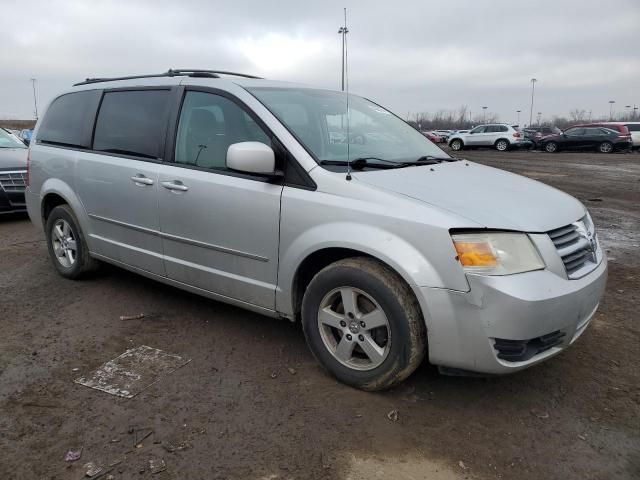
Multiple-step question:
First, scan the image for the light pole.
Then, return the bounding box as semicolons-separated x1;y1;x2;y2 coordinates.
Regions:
482;106;488;123
338;9;349;92
529;78;537;127
537;112;542;126
625;105;632;120
609;100;615;121
516;109;521;125
634;105;639;120
30;78;38;120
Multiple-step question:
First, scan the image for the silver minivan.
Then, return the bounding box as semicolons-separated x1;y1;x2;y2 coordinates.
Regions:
26;69;607;390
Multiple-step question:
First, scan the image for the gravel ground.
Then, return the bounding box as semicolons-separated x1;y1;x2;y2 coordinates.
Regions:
0;148;638;480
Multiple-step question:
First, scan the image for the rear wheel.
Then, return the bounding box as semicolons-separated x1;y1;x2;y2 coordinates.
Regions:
450;139;463;151
45;205;97;279
544;141;558;153
301;257;426;391
598;141;613;153
495;139;509;151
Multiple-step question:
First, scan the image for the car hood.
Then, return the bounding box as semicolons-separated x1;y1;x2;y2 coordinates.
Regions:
353;161;585;232
0;147;28;170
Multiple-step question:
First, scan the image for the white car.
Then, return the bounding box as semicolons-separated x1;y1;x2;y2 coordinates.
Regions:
448;124;524;152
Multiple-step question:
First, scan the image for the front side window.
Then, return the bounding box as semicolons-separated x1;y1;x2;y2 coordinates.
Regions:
93;90;170;159
247;87;448;167
584;128;603;135
470;126;486;134
174;91;271;171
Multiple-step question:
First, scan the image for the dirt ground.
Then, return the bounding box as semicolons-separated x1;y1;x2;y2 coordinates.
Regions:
0;148;638;480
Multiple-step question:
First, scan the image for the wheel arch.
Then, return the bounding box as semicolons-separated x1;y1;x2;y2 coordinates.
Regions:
38;179;91;245
277;225;447;320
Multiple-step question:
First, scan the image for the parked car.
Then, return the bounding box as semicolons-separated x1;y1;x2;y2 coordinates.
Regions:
19;129;33;145
570;122;639;149
540;126;632;153
421;131;442;143
525;126;562;147
26;69;606;390
0;128;29;214
434;130;452;142
448;124;524;151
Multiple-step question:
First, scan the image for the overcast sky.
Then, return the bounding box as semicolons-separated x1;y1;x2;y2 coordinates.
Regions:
1;0;639;123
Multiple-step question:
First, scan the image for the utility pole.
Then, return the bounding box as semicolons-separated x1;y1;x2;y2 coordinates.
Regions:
30;78;38;120
529;78;537;127
338;9;349;92
609;100;615;121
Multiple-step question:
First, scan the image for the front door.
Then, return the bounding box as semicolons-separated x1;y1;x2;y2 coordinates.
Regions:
465;126;486;146
158;89;283;309
76;89;172;276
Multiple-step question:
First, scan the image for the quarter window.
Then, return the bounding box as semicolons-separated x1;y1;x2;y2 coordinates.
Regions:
93;90;170;159
38;90;101;148
174;91;271;171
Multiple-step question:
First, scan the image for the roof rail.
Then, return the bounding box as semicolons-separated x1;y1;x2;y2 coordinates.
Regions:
73;69;263;86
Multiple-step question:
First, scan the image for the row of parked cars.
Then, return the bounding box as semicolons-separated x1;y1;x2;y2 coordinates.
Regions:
424;122;639;153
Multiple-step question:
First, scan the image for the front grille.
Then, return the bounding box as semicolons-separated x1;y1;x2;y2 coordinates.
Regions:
494;330;566;362
0;171;27;193
547;219;598;279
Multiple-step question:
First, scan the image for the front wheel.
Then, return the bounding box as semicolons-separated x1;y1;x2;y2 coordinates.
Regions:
301;257;426;391
598;141;613;153
544;141;558;153
450;139;463;151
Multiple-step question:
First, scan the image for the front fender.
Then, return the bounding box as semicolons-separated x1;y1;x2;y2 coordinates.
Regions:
276;222;447;316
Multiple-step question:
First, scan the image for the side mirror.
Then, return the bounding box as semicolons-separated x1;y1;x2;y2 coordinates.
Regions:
226;142;276;175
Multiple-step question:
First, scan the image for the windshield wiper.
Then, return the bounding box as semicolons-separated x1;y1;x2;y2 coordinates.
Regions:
413;155;459;163
320;157;407;170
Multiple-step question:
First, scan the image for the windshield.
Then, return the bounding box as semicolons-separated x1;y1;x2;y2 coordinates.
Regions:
247;87;449;168
0;129;26;148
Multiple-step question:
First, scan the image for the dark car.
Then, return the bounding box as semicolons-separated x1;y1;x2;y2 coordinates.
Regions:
540;126;632;154
0;128;28;214
525;126;562;147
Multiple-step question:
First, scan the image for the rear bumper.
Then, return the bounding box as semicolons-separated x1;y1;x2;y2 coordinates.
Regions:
414;256;607;374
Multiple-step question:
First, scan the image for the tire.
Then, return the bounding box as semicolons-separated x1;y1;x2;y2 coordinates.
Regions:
450;139;463;151
544;141;558;153
598;141;613;154
45;204;97;279
495;139;509;151
301;257;426;391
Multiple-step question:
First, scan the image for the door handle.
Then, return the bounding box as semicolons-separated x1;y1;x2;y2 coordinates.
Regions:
130;175;154;186
161;181;189;192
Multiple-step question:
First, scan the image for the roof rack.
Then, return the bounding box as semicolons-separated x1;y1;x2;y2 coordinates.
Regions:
73;69;263;86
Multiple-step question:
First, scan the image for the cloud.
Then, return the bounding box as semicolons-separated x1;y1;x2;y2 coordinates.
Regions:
0;0;638;121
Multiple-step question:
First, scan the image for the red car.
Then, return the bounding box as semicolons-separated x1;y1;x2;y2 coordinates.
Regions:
421;131;442;143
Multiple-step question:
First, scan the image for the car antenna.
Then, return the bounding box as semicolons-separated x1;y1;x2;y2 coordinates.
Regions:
342;8;352;181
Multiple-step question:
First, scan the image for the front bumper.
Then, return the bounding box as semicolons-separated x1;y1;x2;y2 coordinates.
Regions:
414;256;607;374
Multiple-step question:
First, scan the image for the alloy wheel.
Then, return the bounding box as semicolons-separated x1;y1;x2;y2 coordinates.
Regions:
317;287;391;371
51;219;77;268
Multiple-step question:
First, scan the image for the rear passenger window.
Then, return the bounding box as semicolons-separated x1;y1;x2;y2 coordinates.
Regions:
38;90;101;148
174;91;271;171
93;90;170;159
627;124;640;132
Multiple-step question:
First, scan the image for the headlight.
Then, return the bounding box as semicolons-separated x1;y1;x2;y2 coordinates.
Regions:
451;232;545;275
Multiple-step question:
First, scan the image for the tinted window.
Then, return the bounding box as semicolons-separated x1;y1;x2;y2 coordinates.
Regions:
484;125;498;133
38;90;101;148
565;128;585;136
93;90;170;159
470;126;485;133
626;124;640;132
174;91;271;171
584;128;604;135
